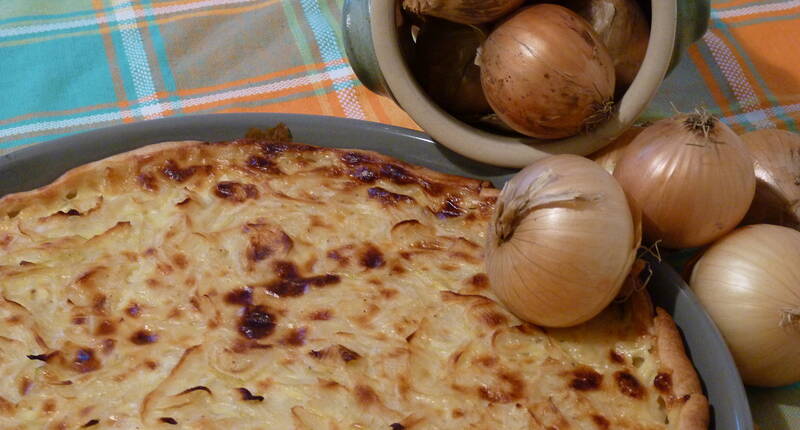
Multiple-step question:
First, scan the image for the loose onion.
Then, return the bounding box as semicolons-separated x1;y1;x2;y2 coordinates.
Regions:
412;19;490;115
480;4;616;139
486;154;640;327
562;0;650;93
589;125;644;174
614;111;756;248
740;129;800;229
690;224;800;387
402;0;523;24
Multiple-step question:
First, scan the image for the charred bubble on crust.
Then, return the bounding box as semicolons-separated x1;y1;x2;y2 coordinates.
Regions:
280;327;307;346
160;160;201;183
101;339;116;355
654;372;672;394
309;309;332;320
137;173;158;191
355;384;379;405
390;424;405;430
341;152;445;195
56;209;81;216
95;319;116;335
176;197;191;206
308;345;361;362
273;261;299;279
339;345;361;362
610;350;625;364
246;155;282;174
238;305;276;339
591;415;610;429
435;196;464;218
160;417;178;425
266;274;340;297
615;371;645;399
126;303;141;318
367;187;414;205
470;273;490;290
360;245;385;269
248;244;272;262
480;311;508;327
570;366;603;391
215;181;259;202
178;386;212;396
130;329;159;345
477;372;525;403
72;348;101;373
225;287;253;306
238;387;265;402
82;419;100;427
27;352;57;362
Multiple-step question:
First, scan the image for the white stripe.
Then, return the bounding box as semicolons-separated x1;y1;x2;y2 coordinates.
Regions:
702;31;774;129
0;0;260;39
113;0;163;119
712;0;800;19
0;67;355;139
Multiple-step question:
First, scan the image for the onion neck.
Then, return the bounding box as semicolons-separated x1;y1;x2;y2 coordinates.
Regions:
684;109;716;140
780;308;800;331
493;170;601;246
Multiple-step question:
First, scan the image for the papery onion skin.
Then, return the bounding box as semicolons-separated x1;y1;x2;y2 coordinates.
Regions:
690;224;800;387
402;0;524;24
590;126;644;174
486;154;639;327
562;0;650;93
740;129;800;229
613;113;756;248
413;19;491;115
480;5;616;139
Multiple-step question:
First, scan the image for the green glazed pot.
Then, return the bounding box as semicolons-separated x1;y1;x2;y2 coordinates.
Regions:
342;0;710;168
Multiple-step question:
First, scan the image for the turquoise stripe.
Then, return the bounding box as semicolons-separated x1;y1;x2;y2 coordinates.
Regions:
712;19;796;128
298;0;351;94
0;9;96;26
695;33;739;113
282;0;326;97
140;0;182;115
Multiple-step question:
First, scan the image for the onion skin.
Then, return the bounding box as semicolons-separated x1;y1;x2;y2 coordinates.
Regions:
613;113;756;248
690;224;800;387
562;0;649;93
413;20;491;115
486;155;639;327
402;0;524;25
480;5;616;139
740;129;800;229
589;126;644;174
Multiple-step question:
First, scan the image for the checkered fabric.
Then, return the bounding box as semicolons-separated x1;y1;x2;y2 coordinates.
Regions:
0;1;798;428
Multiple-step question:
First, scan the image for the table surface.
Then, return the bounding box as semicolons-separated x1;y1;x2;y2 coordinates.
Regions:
0;0;798;428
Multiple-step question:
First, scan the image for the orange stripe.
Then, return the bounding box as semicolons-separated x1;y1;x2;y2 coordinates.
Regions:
180;80;338;113
176;60;343;97
687;45;735;118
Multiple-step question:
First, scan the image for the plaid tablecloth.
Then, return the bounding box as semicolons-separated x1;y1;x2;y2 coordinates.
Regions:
0;0;798;428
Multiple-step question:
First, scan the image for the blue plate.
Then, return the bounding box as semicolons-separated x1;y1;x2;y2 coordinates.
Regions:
0;113;752;429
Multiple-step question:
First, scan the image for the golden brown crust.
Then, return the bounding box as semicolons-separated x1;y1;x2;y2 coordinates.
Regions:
654;308;709;430
677;394;710;430
0;139;491;214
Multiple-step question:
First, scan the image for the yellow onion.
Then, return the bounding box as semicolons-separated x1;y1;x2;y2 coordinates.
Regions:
740;129;800;229
562;0;650;93
690;224;800;387
614;112;756;248
590;125;644;174
486;154;639;327
480;4;616;139
413;19;490;115
402;0;524;25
